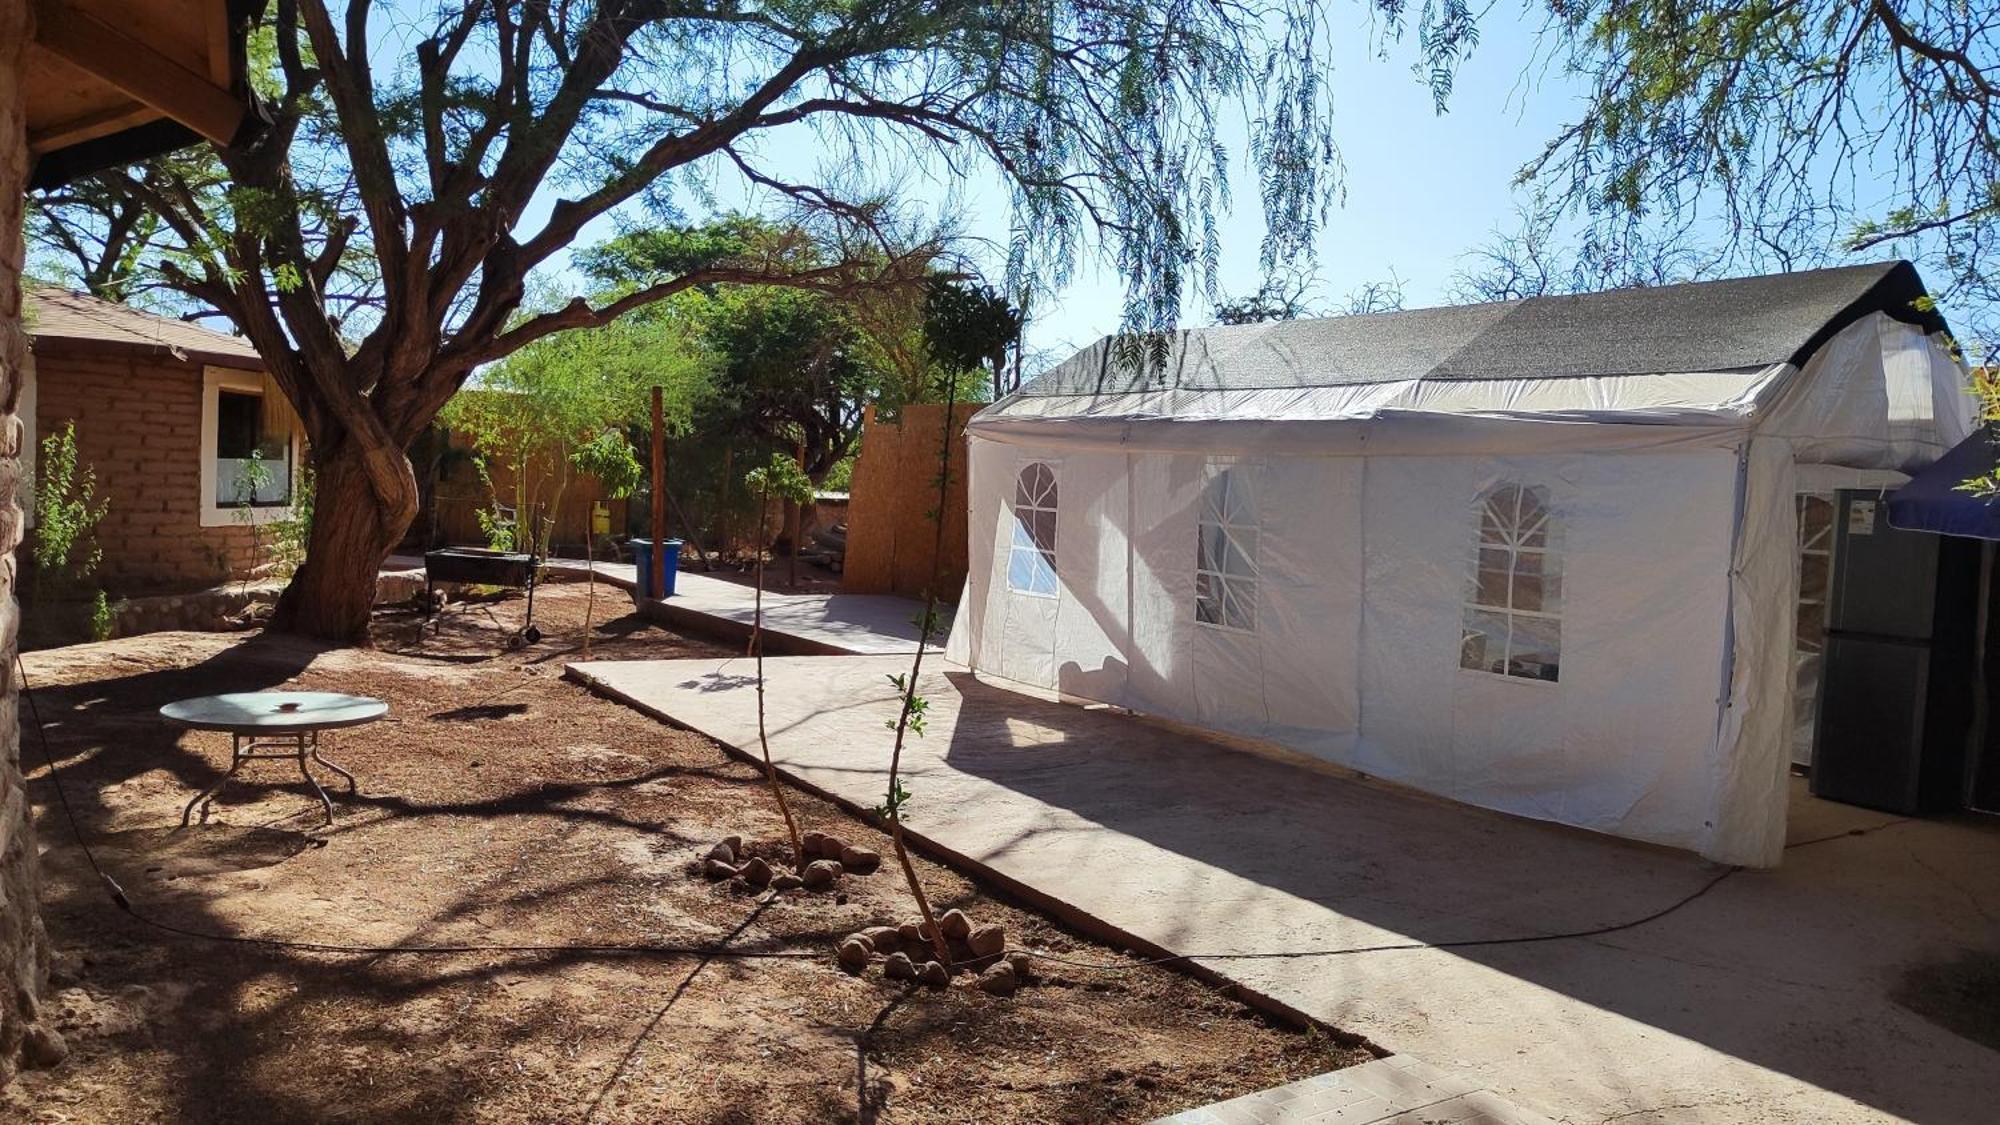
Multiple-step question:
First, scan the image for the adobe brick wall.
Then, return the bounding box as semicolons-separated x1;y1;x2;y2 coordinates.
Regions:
29;344;266;595
2;0;65;1084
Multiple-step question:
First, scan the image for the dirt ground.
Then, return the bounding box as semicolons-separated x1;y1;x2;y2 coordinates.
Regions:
4;580;1366;1124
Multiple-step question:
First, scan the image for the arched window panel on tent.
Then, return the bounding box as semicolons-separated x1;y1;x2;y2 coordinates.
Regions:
1460;483;1563;682
1007;462;1059;596
1195;467;1258;631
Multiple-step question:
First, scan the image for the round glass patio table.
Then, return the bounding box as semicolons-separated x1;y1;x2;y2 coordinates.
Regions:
162;692;387;827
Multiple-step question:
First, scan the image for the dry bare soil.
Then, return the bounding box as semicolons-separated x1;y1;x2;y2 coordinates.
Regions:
5;582;1365;1124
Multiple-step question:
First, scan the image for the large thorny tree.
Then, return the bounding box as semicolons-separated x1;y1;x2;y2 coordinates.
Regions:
1508;0;1999;346
31;0;1363;641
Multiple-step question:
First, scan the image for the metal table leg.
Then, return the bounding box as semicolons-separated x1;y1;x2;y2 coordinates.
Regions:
181;732;249;827
309;730;359;794
181;730;355;828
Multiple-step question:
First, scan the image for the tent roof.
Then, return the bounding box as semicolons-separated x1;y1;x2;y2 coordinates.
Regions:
1020;261;1946;401
27;286;263;369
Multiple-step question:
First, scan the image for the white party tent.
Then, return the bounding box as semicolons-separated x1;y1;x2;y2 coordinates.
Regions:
944;261;1975;866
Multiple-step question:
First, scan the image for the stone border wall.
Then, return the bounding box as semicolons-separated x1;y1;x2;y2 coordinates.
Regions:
1;0;65;1084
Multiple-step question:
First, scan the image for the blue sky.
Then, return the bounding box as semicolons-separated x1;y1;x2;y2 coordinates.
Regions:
954;17;1591;360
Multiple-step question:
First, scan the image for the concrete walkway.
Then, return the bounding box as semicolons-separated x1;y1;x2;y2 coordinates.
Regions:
541;559;940;655
568;653;2000;1125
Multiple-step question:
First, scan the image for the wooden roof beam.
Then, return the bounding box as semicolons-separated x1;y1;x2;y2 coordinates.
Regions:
32;0;246;146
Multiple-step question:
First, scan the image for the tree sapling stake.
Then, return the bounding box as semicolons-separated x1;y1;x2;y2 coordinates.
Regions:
745;453;815;872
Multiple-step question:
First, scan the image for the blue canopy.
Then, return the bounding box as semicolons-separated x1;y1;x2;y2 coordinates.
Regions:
1887;425;2000;539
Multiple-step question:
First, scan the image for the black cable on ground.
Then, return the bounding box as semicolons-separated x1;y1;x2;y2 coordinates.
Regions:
1023;864;1740;973
18;652;1749;975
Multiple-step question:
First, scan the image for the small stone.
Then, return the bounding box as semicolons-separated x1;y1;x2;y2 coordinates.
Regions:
771;873;804;891
977;962;1018;997
883;952;917;981
837;938;872;972
802;859;843;890
918;960;950;987
966;924;1006;958
801;830;830;856
721;834;743;856
739;856;772;888
48;951;83;988
860;926;901;953
838;845;881;874
706;840;738;864
939;909;974;941
816;834;849;859
897;922;924;946
702;858;739;881
1004;950;1034;976
21;1024;67;1069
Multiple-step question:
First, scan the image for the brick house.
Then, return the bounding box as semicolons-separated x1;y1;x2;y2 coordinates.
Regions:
24;287;304;594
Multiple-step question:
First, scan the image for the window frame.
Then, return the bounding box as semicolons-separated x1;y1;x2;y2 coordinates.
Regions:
199;365;304;528
1006;459;1061;598
1194;463;1259;634
1458;482;1563;684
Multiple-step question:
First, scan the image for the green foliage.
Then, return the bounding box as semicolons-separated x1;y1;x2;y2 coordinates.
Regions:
744;452;816;507
575;218;770;287
441;310;710;557
268;464;315;579
922;280;1024;378
569;430;647;500
874;777;915;822
22;0;1378;638
29;422;111;646
1522;0;2000;350
32;422;106;582
89;591;114;643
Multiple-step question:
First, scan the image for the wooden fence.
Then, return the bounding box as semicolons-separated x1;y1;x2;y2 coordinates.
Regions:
841;402;978;597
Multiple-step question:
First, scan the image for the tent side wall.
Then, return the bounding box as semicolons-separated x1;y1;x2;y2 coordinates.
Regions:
949;432;1747;858
1707;313;1977;864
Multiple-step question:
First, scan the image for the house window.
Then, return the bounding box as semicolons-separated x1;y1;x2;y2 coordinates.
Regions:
201;367;299;527
1195;466;1257;631
1460;483;1562;682
1007;462;1059;596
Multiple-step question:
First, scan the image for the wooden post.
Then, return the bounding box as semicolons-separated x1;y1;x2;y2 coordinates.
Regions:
650;386;665;598
720;444;734;568
790;439;805;588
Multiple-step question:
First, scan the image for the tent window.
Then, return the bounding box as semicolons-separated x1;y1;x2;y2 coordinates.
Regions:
1196;467;1257;631
1007;462;1059;596
1460;483;1562;682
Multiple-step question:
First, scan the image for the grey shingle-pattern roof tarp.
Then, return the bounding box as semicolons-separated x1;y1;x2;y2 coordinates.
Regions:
1023;261;1945;398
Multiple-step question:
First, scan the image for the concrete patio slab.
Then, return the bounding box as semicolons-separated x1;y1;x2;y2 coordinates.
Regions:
540;559;940;655
567;653;2000;1124
394;553;942;655
1153;1057;1554;1125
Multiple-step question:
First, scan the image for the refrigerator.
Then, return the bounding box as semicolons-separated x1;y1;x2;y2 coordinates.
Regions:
1810;491;1983;814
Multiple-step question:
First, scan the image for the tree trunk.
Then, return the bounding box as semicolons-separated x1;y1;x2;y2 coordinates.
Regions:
268;436;419;644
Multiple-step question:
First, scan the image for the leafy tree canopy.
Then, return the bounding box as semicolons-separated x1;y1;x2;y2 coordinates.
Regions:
1514;0;2000;350
19;0;1377;640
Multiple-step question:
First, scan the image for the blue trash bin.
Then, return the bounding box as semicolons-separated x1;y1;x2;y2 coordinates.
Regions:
627;538;684;599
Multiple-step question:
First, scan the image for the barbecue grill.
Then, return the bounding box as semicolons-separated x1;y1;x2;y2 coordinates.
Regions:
424;547;542;645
